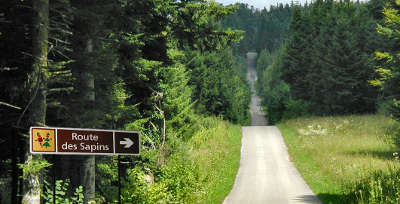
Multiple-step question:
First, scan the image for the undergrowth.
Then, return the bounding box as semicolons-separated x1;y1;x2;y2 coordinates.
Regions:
121;116;242;203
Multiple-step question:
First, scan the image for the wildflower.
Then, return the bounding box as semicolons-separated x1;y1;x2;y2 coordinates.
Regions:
393;152;399;161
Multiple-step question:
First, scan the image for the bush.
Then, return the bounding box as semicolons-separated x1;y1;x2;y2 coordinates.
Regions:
122;149;201;203
383;119;400;147
262;80;290;124
282;98;310;120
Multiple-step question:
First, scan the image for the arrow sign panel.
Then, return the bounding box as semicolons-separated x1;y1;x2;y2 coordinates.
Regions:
114;131;140;154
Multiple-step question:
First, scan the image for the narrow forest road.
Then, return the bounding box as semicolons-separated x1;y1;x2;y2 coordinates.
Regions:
223;53;321;204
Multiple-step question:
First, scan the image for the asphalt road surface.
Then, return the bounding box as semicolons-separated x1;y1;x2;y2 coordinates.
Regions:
223;53;321;204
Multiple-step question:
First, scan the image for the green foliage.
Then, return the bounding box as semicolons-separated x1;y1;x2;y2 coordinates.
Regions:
118;116;241;203
96;157;119;202
161;49;195;138
1;0;249;201
373;1;400;121
257;0;382;123
122;143;201;203
188;49;250;124
43;179;84;204
282;98;310;120
256;50;284;124
383;120;400;147
222;3;294;55
18;157;51;179
282;1;378;115
171;1;243;52
256;49;308;124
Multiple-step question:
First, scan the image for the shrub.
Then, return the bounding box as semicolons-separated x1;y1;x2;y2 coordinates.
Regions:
42;179;84;204
122;151;201;203
282;98;310;120
262;80;290;124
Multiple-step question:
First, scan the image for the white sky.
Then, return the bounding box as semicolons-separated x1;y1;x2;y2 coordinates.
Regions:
215;0;368;10
215;0;309;9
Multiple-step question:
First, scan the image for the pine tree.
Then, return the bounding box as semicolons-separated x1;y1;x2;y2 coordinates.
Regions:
373;1;400;119
280;6;313;101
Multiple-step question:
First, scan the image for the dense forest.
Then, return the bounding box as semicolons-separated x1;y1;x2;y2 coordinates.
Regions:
222;2;293;55
254;0;397;124
0;0;250;203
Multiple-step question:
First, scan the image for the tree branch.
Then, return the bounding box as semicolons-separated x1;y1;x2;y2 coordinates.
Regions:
0;102;22;110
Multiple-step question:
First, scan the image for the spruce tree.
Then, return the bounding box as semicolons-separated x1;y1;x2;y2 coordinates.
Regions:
373;1;400;119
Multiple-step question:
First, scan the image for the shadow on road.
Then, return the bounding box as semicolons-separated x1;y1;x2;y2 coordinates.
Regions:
317;193;350;204
293;195;323;204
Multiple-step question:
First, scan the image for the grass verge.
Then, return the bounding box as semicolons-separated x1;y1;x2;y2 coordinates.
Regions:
278;114;400;204
119;116;242;203
189;117;242;203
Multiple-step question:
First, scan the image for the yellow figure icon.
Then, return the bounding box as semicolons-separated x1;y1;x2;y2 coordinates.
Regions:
32;128;56;152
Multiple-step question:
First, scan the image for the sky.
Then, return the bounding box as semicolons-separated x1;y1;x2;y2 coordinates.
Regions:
215;0;308;9
215;0;368;10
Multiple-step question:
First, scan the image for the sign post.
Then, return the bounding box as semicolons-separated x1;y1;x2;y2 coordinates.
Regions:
30;127;140;155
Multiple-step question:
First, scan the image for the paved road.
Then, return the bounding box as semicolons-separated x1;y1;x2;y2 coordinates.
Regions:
223;53;321;204
246;53;267;126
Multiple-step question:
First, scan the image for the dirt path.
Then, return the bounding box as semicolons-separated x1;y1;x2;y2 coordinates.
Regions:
223;52;321;204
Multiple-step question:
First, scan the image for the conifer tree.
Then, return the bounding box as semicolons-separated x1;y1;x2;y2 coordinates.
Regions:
280;6;313;101
373;1;400;119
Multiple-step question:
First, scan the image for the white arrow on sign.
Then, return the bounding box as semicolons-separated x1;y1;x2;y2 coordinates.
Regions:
120;138;134;148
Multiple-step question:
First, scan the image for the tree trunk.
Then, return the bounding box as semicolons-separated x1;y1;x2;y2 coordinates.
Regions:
70;1;97;201
80;38;96;204
22;0;48;203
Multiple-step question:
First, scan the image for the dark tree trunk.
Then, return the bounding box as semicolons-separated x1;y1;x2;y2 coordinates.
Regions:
22;0;49;203
70;1;97;202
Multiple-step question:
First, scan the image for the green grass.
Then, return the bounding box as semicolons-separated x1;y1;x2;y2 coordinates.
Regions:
189;117;242;203
278;114;400;204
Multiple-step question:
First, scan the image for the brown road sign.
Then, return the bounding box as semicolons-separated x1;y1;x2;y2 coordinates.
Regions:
30;127;140;155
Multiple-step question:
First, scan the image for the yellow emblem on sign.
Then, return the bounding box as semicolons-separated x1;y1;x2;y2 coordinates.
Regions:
32;128;56;152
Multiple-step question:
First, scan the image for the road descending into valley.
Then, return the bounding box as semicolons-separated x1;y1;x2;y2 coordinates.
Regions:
223;53;321;204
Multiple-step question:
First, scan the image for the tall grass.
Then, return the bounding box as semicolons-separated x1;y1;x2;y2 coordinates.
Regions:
189;117;242;203
278;114;400;203
347;166;400;204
